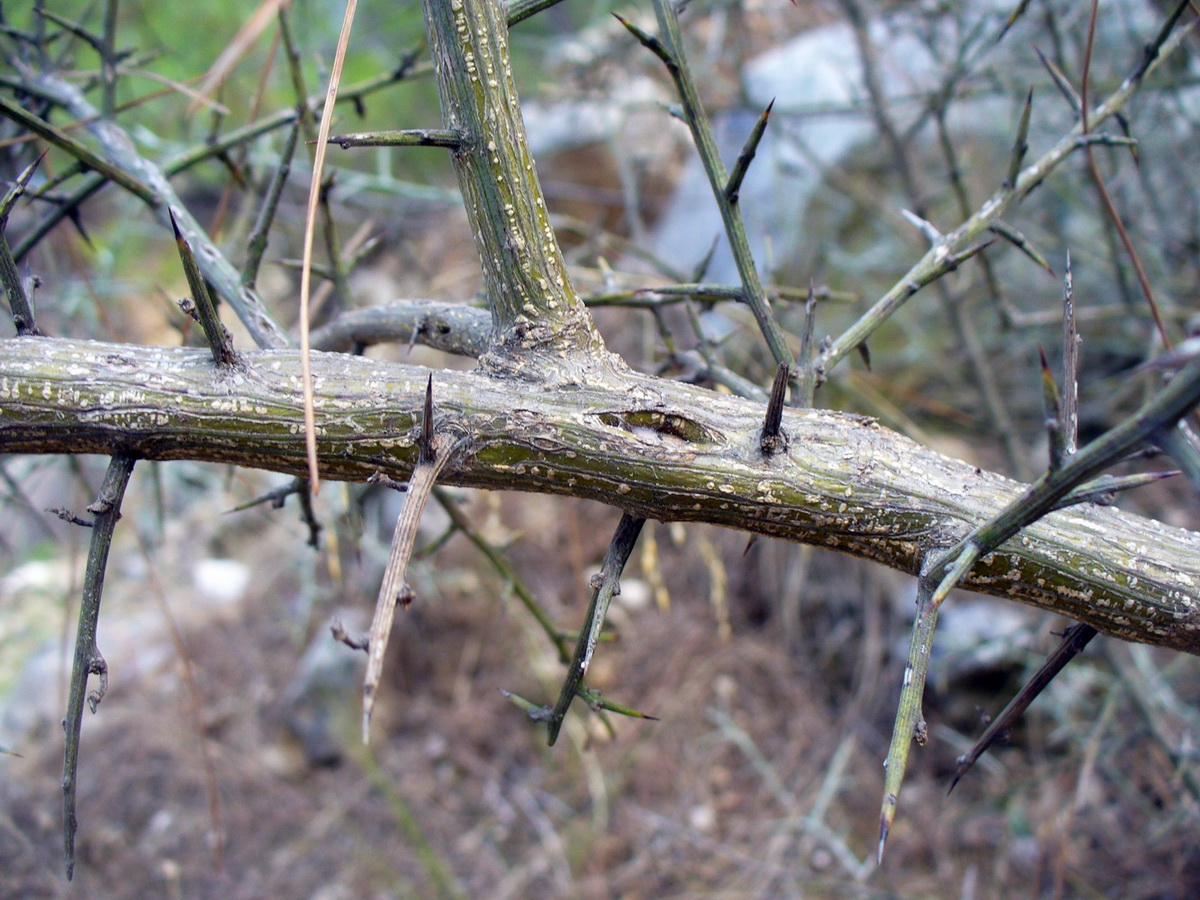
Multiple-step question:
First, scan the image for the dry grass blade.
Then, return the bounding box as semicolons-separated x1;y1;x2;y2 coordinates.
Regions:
300;0;359;494
362;377;457;743
1060;253;1079;456
121;67;230;115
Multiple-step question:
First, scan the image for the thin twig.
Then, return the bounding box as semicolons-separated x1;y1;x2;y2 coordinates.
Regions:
948;624;1098;792
242;116;301;288
817;17;1196;376
0;153;45;336
62;453;136;880
876;343;1200;859
13;71;291;349
546;513;645;745
0;93;156;204
620;5;795;376
328;128;462;149
1080;0;1173;349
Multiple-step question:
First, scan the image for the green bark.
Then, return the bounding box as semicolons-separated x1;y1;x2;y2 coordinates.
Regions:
2;336;1198;654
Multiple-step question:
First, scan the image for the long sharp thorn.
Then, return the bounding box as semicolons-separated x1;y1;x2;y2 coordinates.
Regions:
989;220;1053;274
879;546;978;863
725;98;774;205
1006;87;1033;189
169;209;237;366
1053;470;1180;509
0;150;47;219
949;623;1097;793
996;0;1033;43
1;153;48;336
1039;346;1064;471
691;235;720;283
760;362;788;455
1061;252;1079;457
1151;425;1200;492
546;514;645;745
612;13;674;69
420;374;435;464
1034;46;1081;115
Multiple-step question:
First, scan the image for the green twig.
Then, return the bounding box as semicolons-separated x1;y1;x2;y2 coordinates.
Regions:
242;117;301;289
0;93;156;204
0;154;45;336
877;346;1200;858
622;3;795;376
12;71;290;349
62;453;136;880
817;17;1196;377
506;0;571;28
546;513;644;745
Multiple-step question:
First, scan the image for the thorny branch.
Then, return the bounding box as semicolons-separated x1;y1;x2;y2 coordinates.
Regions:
2;0;1199;877
61;453;136;880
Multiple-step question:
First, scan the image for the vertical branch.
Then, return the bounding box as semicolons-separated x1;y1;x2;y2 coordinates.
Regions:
421;0;611;376
62;453;136;880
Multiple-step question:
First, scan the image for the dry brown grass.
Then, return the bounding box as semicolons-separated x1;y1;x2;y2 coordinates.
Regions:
3;484;1199;898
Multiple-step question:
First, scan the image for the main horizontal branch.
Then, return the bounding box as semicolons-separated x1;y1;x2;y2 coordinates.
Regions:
2;336;1198;653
